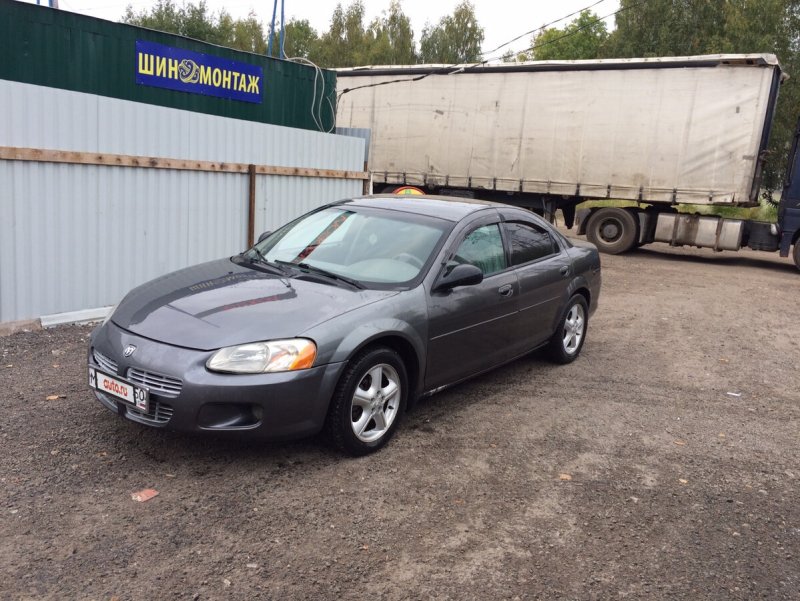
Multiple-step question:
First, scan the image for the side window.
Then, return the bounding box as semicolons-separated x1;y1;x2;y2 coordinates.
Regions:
505;221;558;265
453;224;507;276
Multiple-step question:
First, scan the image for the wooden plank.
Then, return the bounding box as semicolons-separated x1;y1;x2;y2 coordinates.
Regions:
0;146;248;173
253;164;369;180
0;146;369;180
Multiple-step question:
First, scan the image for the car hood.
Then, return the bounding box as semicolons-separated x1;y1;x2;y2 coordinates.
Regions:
112;258;398;351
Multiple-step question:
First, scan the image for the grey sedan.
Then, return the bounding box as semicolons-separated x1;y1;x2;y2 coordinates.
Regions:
88;195;601;455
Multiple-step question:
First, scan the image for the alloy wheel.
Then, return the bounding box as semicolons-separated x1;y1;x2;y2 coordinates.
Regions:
562;303;585;355
350;363;401;443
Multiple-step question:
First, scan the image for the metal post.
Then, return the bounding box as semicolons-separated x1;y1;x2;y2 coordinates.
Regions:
279;0;285;59
248;165;256;247
267;0;278;57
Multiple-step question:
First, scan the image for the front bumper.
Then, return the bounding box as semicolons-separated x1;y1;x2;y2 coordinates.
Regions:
88;321;345;441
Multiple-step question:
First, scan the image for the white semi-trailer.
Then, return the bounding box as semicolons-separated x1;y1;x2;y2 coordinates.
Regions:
336;55;800;269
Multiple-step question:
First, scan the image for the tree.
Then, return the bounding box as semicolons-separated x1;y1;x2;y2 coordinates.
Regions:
180;1;223;44
216;11;236;47
122;0;183;35
311;0;416;67
315;1;370;67
279;19;320;60
232;12;267;55
531;10;609;61
604;0;727;58
419;1;484;63
367;1;416;65
122;0;268;54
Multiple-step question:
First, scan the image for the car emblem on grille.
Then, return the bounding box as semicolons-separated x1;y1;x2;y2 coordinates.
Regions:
123;345;137;357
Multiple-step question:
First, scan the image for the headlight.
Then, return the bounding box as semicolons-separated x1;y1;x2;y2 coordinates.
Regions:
206;339;317;374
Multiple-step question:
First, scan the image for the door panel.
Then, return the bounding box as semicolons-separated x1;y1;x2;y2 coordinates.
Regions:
426;271;519;390
425;221;519;390
514;255;571;347
503;219;572;347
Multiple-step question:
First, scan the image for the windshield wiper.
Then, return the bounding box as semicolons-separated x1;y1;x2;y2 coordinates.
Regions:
240;249;290;276
275;260;364;289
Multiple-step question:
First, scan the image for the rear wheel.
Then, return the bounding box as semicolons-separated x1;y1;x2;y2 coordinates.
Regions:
325;347;407;456
794;241;800;271
585;208;639;254
546;295;589;364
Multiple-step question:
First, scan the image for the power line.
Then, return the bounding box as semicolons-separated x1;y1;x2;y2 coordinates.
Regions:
481;0;611;57
338;0;650;99
484;0;647;63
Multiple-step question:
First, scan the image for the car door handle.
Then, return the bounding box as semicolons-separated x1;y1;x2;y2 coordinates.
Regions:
559;266;570;276
498;284;514;297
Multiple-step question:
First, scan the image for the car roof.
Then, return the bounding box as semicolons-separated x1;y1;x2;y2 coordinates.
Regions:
336;194;507;222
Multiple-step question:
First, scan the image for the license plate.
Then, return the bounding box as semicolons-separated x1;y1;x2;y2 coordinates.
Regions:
89;366;149;412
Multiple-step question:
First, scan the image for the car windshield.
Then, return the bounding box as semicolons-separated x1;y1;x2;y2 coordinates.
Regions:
252;206;450;287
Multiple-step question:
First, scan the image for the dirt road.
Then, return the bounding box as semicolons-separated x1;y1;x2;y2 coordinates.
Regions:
1;243;799;600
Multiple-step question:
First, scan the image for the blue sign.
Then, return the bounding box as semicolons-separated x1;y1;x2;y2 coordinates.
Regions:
135;40;263;104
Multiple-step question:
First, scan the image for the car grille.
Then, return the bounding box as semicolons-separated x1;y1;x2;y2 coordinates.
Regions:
92;349;118;374
127;368;183;398
126;400;174;425
95;390;174;426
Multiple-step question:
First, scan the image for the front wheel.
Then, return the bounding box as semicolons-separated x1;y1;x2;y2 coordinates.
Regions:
325;347;408;456
546;295;589;364
794;241;800;271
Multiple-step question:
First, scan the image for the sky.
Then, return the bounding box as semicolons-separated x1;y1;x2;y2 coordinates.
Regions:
31;0;622;59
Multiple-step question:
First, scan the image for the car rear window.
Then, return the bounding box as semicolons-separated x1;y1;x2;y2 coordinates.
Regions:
505;221;558;265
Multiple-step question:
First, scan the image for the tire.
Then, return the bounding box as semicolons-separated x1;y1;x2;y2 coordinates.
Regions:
546;294;589;364
794;241;800;271
325;347;408;456
585;208;639;254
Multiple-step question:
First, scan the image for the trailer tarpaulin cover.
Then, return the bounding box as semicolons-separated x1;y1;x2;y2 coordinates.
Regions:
336;55;781;206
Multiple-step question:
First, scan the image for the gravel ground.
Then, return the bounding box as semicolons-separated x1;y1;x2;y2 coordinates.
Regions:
1;242;799;601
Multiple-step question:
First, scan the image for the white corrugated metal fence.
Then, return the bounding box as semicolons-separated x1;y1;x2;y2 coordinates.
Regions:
0;80;366;324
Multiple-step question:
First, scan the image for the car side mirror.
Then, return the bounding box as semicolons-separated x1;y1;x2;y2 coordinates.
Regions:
435;263;483;291
257;230;272;244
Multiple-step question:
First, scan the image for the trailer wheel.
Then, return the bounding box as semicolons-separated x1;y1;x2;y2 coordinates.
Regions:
585;208;639;254
793;241;800;271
